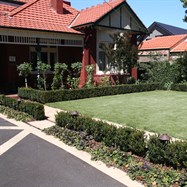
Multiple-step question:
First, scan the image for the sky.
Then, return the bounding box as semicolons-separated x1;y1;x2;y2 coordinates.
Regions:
70;0;187;29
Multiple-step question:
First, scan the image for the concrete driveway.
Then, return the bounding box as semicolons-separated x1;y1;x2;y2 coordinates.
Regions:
0;117;128;187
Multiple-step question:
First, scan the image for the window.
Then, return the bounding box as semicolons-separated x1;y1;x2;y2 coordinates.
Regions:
98;51;106;71
97;42;114;73
30;46;58;71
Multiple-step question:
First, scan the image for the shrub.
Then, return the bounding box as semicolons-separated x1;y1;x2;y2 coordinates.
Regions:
147;135;167;164
138;61;181;84
147;135;187;169
55;111;146;156
51;63;68;90
18;83;162;103
0;106;33;122
171;83;187;91
37;61;51;90
0;95;45;120
67;62;82;89
116;127;146;156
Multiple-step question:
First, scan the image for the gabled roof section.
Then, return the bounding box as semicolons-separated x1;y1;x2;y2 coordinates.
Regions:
0;0;82;34
149;22;187;35
71;0;124;28
171;38;187;52
139;34;187;50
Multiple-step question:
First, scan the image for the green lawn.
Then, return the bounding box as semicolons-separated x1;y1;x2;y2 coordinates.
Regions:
47;91;187;140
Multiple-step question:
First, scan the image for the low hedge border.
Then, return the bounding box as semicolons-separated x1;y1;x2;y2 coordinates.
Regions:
44;125;187;187
0;105;33;122
18;83;162;103
56;111;146;157
0;95;45;120
55;111;187;170
171;84;187;91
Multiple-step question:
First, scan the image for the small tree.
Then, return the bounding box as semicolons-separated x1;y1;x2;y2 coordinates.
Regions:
67;62;82;89
37;61;51;91
100;32;138;74
181;0;187;22
51;63;68;90
17;62;32;88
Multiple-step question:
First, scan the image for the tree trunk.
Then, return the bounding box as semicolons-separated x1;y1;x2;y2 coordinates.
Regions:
25;77;28;88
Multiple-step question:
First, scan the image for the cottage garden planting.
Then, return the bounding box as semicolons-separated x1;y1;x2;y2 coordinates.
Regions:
1;53;187;186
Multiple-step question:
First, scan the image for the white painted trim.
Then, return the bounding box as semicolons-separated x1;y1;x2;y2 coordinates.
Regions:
0;28;83;40
0;130;30;156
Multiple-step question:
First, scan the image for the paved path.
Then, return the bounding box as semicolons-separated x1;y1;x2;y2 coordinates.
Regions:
0;109;144;187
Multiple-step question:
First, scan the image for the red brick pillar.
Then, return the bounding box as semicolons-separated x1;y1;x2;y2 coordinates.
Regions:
79;48;89;88
131;67;138;80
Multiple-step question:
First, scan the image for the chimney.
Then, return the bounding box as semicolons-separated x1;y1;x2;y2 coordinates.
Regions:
51;0;63;14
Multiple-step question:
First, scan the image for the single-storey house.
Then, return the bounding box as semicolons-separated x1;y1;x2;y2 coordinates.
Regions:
138;34;187;62
0;0;147;91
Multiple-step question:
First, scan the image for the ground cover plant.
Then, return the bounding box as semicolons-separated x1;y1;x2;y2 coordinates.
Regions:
0;106;33;122
48;90;187;140
44;125;187;187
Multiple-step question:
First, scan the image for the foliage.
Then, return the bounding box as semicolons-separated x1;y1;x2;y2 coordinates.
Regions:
55;111;146;156
17;62;32;88
181;0;187;22
175;52;187;82
67;62;82;89
18;83;162;103
37;61;51;90
0;95;45;120
51;63;68;90
98;76;111;87
138;61;181;85
85;65;95;88
126;76;136;84
100;32;138;73
171;83;187;91
128;160;186;187
44;125;187;187
147;135;187;169
0;105;33;122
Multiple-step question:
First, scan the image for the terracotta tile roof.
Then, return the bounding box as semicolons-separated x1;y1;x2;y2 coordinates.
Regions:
139;34;187;50
0;0;81;34
71;0;125;27
171;38;187;52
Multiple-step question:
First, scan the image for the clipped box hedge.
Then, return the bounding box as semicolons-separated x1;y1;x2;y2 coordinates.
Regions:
0;95;45;120
55;111;187;169
147;135;187;169
55;111;146;157
18;83;162;103
171;84;187;92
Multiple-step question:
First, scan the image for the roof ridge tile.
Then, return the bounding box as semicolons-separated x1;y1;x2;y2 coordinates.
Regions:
9;0;39;17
